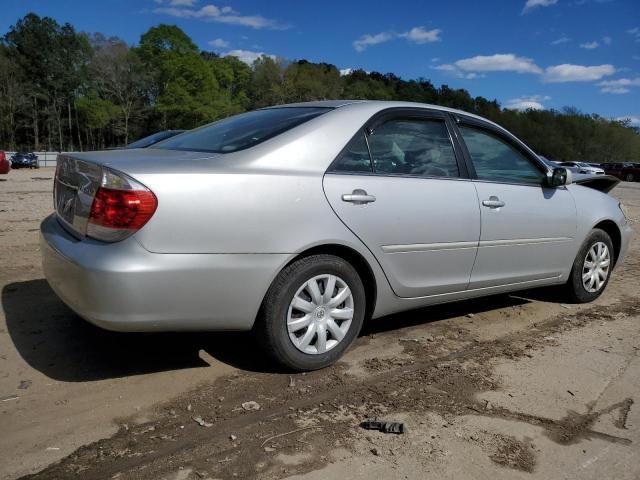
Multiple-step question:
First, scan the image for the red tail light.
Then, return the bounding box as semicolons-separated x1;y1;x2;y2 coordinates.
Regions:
89;187;157;230
86;167;158;242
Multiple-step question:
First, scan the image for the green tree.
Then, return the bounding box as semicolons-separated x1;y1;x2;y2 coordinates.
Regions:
91;38;146;144
250;56;285;108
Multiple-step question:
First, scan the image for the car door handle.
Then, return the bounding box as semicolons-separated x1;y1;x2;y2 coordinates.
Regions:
482;196;505;208
342;189;376;205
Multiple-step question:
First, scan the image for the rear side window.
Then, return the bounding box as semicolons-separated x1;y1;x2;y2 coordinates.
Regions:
154;107;331;154
332;132;373;173
368;119;459;177
460;126;545;185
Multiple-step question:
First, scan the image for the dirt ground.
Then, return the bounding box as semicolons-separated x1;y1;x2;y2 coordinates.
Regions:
1;168;639;480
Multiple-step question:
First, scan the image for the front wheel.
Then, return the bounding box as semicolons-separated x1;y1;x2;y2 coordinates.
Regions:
625;173;634;182
255;254;366;371
564;229;614;303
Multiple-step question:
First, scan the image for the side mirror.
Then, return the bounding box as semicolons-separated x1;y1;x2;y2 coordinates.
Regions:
547;167;572;187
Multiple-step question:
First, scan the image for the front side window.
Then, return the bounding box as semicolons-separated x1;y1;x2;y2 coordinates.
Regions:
367;119;459;177
154;107;331;154
460;126;545;185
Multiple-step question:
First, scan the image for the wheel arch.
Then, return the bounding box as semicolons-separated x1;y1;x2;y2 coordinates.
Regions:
283;244;378;322
593;219;622;265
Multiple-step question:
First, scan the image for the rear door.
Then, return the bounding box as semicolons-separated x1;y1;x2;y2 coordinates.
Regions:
323;109;481;298
453;116;577;289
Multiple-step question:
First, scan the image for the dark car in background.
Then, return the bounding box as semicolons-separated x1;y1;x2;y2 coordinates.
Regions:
604;163;640;182
10;152;38;169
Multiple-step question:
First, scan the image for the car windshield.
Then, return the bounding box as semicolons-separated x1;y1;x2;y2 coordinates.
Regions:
154;107;332;154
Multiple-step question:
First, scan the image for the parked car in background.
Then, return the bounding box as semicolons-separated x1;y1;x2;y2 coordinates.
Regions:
10;152;38;169
0;151;10;174
558;162;605;175
125;130;185;149
40;100;633;371
604;163;640;182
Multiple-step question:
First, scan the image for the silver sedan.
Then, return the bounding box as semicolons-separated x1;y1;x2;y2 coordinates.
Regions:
41;100;633;371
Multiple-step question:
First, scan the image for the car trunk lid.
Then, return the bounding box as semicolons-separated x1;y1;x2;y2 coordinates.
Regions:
53;149;220;238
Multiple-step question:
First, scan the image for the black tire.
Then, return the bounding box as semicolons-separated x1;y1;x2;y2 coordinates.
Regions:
625;173;634;182
255;254;366;371
564;228;614;303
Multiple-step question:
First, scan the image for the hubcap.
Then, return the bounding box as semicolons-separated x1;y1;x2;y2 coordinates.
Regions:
287;274;354;355
582;242;610;293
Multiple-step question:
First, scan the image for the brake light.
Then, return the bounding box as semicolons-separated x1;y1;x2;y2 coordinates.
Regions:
89;187;157;230
86;167;157;242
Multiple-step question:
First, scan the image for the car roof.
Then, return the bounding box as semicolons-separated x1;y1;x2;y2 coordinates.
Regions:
263;100;509;133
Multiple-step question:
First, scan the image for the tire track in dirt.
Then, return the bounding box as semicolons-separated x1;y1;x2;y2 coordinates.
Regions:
21;297;639;480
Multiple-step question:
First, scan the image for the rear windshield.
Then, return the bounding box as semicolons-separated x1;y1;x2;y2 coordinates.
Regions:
153;107;331;154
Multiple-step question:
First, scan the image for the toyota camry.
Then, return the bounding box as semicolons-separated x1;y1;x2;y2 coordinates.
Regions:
41;100;633;370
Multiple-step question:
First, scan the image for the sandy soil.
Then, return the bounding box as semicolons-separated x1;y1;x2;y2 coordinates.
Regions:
1;168;639;480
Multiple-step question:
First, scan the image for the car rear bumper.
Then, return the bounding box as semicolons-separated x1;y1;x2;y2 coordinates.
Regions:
40;214;290;332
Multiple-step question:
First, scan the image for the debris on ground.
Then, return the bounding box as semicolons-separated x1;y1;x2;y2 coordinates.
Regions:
241;401;261;411
18;380;32;390
360;418;406;434
192;416;213;428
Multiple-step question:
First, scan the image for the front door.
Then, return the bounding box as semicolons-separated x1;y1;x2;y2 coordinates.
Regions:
455;122;577;289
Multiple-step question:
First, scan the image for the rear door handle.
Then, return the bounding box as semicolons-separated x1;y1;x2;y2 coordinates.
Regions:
482;196;505;208
342;189;376;205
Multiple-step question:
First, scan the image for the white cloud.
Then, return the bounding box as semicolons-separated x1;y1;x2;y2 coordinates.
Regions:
222;49;276;65
353;26;441;51
398;27;441;44
602;36;612;45
522;0;558;14
543;64;615;82
580;41;599;49
153;3;287;29
505;95;551;110
453;54;542;74
436;53;620;90
551;36;571;45
598;77;640;94
616;115;640;126
339;68;353;76
433;64;484;79
628;27;640;42
353;32;394;52
208;38;229;48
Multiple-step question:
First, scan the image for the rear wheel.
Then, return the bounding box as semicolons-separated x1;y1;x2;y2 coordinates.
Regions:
625;173;634;182
564;229;613;303
256;254;365;371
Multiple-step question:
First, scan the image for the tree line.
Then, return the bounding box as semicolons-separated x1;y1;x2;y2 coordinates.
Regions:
0;13;638;162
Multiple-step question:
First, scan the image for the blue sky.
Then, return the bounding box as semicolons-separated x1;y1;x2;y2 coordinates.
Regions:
2;0;639;124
